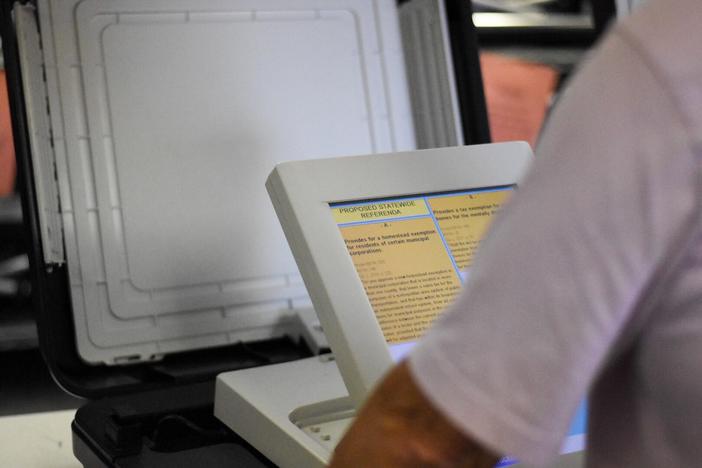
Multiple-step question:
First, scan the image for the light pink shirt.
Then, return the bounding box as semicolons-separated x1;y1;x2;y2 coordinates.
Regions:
410;1;702;466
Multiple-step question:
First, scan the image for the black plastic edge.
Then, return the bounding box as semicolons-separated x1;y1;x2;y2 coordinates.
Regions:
73;420;113;468
443;0;491;145
591;0;616;37
0;0;96;397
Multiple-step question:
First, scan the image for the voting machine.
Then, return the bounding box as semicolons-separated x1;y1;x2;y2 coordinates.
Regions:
216;144;587;468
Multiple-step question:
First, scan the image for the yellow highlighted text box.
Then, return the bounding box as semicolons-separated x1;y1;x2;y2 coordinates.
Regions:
332;198;428;224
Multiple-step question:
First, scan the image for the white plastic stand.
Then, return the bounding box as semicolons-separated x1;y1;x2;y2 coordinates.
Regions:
215;355;354;468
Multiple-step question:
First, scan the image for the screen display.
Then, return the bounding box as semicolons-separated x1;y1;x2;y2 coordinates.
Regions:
331;186;513;360
331;186;586;461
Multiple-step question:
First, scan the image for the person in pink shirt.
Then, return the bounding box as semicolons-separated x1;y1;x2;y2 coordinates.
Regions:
331;0;702;466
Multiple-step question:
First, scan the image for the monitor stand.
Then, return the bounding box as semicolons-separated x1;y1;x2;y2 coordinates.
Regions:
215;354;354;468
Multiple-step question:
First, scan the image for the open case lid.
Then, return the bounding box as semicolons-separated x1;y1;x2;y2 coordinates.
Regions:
32;0;419;366
2;0;489;398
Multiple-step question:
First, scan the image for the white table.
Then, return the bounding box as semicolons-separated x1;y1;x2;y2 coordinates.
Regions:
0;409;81;468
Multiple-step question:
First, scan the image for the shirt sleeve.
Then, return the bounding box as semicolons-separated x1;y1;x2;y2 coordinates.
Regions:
408;28;699;466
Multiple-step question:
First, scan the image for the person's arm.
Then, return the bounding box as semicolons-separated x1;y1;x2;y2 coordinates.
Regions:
329;361;499;468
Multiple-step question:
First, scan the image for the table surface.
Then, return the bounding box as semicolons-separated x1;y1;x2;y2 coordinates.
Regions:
0;409;81;468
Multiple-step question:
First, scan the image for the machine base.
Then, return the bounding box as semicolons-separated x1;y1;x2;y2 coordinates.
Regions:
215;355;353;468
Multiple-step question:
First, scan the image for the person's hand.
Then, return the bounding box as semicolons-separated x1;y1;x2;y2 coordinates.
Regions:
329;360;499;467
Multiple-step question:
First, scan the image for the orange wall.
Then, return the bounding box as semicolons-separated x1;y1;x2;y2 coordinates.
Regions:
0;71;16;196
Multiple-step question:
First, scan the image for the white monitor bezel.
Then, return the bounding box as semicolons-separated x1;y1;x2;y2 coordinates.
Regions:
266;142;533;404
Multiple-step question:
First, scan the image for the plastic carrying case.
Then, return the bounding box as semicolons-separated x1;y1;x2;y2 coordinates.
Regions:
1;0;488;466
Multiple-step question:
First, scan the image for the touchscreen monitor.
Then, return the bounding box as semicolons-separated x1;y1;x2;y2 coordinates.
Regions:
331;186;513;360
